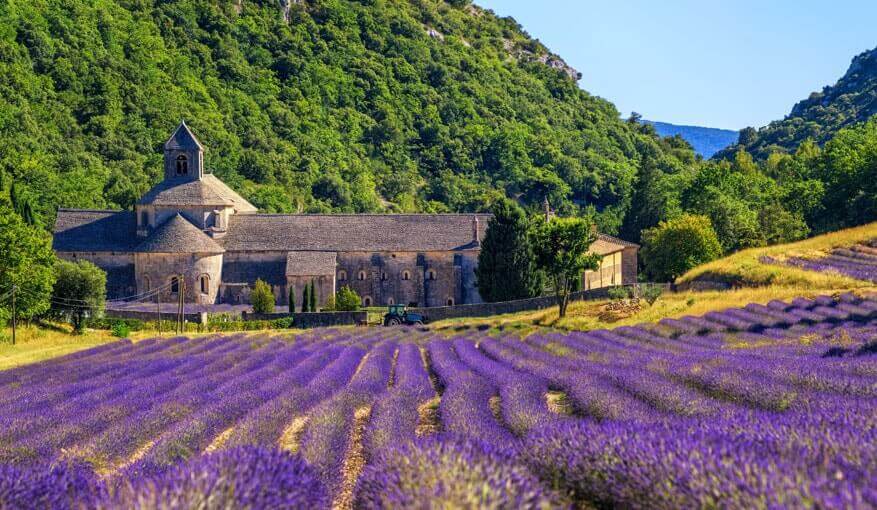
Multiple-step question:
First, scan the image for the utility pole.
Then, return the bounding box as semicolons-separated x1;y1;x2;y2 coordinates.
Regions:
156;288;161;336
177;275;185;334
11;285;16;346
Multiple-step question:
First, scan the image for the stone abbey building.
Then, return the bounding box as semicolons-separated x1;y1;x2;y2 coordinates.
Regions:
53;123;638;310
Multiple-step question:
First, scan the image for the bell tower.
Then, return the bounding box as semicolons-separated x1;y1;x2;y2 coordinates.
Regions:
163;120;204;182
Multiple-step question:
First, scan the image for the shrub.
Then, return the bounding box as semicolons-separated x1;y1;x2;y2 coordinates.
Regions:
334;286;360;311
111;321;131;338
322;294;336;312
607;286;631;301
638;283;664;306
641;214;724;282
250;279;275;314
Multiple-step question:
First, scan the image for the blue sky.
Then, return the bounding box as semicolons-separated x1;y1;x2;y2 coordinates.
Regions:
476;0;877;130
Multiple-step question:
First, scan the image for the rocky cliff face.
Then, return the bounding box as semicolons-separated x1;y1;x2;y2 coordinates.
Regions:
715;46;877;159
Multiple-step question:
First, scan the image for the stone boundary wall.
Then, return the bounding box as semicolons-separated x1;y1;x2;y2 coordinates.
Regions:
409;285;622;323
105;309;207;324
674;280;733;292
242;311;367;328
411;283;673;323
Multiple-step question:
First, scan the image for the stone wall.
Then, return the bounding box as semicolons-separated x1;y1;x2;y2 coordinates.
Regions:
221;251;287;304
134;252;223;304
57;251;136;299
287;275;334;312
622;246;638;285
105;308;207;324
336;250;478;308
411;286;623;323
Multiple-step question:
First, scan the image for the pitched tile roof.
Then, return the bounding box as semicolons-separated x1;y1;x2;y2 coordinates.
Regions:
286;251;337;276
53;209;138;252
164;121;204;151
135;214;225;254
589;233;640;255
220;214;491;252
137;174;257;212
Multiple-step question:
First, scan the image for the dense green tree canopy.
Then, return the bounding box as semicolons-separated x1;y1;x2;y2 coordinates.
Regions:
0;204;56;320
0;0;693;231
716;46;877;160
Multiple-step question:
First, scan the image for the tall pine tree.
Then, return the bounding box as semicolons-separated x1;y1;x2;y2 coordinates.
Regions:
475;199;542;302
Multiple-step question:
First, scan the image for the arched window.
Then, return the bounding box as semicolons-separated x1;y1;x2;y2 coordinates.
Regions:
358;270;366;281
140;210;149;227
200;275;209;294
401;270;411;281
426;269;436;281
363;296;372;307
387;297;395;305
447;298;455;306
176;155;188;175
170;276;180;294
338;270;347;282
381;272;387;281
143;276;151;292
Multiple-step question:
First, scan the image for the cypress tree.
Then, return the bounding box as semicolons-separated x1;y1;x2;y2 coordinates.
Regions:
475;198;543;302
309;280;317;312
302;283;310;313
289;286;296;314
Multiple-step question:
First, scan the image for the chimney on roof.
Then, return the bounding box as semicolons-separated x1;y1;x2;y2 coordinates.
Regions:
472;215;481;246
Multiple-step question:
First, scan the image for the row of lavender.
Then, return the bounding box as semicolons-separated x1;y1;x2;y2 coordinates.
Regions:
2;293;876;508
775;241;877;282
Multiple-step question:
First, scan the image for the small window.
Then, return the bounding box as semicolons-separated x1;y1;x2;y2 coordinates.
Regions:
140;211;149;227
363;296;373;307
338;270;347;281
387;297;395;305
381;272;388;281
447;298;455;306
176;155;188;175
200;275;209;294
426;269;436;281
358;270;366;281
401;270;410;281
143;276;151;292
170;276;180;294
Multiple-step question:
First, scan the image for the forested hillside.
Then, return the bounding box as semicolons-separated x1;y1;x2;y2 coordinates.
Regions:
644;120;737;158
716;46;877;159
0;0;694;233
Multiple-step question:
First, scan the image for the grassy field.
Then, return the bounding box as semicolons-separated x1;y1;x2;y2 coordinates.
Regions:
676;221;877;287
0;325;132;371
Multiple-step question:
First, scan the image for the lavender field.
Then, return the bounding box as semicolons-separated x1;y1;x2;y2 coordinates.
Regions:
1;294;876;509
783;241;877;283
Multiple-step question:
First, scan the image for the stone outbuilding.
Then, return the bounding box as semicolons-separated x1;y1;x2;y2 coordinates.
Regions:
53;123;639;310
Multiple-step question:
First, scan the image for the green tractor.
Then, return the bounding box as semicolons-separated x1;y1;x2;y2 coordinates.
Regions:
383;304;426;326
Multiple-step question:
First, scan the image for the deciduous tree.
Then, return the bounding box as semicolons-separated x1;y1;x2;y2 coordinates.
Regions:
532;217;601;317
51;259;106;332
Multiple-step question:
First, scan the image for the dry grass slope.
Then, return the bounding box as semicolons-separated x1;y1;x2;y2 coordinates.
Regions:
677;221;877;288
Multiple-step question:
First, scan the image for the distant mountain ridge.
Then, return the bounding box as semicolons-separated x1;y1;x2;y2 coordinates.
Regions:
642;120;738;158
715;46;877;159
